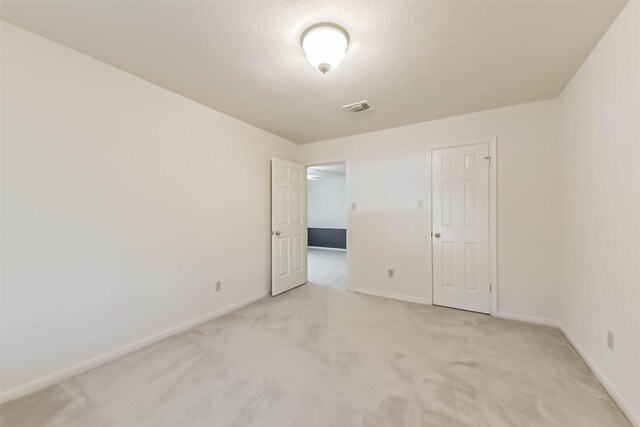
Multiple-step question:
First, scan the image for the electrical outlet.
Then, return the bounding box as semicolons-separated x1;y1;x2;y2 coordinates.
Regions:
388;269;394;278
417;200;424;209
607;330;614;350
215;281;222;292
352;202;357;211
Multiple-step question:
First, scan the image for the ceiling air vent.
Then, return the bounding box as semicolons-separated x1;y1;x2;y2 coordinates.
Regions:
342;100;370;113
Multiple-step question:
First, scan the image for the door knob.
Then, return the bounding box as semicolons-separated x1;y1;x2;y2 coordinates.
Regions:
274;231;281;236
434;232;441;238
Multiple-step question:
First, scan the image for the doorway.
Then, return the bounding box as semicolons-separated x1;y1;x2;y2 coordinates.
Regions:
306;162;348;288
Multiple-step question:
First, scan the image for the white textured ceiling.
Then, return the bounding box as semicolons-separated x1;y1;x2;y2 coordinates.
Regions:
1;1;626;143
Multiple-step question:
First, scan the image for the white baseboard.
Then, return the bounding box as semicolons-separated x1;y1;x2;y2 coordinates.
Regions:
494;310;561;328
308;246;346;252
349;287;430;305
0;291;269;405
559;326;639;427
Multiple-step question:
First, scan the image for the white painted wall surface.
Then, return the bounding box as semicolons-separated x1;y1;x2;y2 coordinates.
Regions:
0;22;297;398
559;2;640;423
299;99;563;320
307;175;347;229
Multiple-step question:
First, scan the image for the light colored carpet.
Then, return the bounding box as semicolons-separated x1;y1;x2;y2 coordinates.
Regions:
307;248;347;289
0;250;630;426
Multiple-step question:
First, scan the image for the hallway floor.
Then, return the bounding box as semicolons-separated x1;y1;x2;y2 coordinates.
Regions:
307;247;347;289
0;251;630;426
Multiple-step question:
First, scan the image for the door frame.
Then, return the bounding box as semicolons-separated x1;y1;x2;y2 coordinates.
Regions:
427;137;498;315
305;160;351;289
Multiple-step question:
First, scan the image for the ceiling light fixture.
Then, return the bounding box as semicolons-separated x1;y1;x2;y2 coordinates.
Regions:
301;24;349;74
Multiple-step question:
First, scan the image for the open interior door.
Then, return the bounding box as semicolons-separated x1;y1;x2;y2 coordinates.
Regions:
271;158;307;295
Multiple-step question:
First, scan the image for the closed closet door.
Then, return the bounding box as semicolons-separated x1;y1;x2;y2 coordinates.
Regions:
432;143;491;313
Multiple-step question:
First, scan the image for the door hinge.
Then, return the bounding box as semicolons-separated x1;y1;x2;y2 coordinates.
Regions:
489;283;492;293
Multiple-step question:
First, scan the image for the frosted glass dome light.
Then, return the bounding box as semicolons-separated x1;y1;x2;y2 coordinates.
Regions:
301;24;349;74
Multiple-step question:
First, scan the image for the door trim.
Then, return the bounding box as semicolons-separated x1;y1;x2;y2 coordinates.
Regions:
427;137;498;315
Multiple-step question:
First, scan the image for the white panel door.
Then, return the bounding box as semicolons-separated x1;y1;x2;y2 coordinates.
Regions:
271;158;307;296
432;143;491;313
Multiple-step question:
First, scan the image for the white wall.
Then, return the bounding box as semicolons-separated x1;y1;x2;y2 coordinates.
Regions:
0;22;297;399
558;2;640;424
307;174;347;229
299;99;563;317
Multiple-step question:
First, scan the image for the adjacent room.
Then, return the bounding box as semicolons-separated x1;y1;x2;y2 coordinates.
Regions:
1;1;638;426
307;162;347;289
